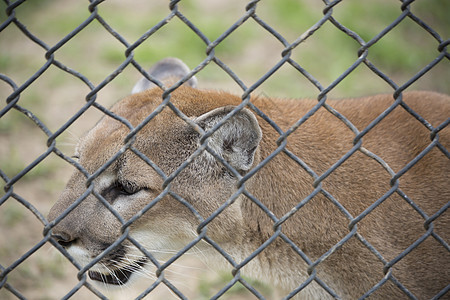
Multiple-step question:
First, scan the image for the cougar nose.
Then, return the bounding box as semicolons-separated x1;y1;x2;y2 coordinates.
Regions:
51;232;76;248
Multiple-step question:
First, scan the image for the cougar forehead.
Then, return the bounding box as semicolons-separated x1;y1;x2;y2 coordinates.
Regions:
77;88;184;171
77;86;243;175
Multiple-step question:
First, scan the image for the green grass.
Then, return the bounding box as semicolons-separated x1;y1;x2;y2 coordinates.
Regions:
0;201;26;226
2;0;447;97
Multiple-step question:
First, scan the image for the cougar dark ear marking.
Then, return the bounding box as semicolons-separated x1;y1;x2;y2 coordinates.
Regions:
132;57;198;94
194;106;262;173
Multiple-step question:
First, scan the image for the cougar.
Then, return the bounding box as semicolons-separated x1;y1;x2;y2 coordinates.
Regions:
48;58;449;299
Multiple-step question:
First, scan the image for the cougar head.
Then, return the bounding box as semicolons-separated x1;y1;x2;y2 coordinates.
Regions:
47;58;262;287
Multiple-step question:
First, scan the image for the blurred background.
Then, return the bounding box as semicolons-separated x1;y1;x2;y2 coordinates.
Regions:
0;0;448;299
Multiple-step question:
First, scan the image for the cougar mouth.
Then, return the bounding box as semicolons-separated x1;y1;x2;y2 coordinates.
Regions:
88;258;148;285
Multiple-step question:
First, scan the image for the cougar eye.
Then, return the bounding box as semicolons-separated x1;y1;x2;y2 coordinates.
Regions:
117;181;141;195
101;180;145;202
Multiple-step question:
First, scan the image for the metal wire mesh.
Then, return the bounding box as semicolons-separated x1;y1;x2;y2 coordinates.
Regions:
0;0;449;299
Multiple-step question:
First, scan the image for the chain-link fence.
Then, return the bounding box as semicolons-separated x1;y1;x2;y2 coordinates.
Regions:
1;0;449;299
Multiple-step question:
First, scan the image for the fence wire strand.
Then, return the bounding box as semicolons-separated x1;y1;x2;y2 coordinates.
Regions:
0;0;449;299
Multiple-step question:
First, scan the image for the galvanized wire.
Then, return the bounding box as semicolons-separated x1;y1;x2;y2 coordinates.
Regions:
0;0;448;299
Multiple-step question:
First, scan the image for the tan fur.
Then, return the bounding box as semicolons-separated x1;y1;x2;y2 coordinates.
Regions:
49;86;449;299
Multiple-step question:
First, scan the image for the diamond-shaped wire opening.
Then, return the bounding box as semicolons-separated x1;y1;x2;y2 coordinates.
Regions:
1;0;449;299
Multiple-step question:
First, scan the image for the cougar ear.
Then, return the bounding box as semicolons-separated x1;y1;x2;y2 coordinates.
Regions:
132;57;198;94
195;106;262;173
